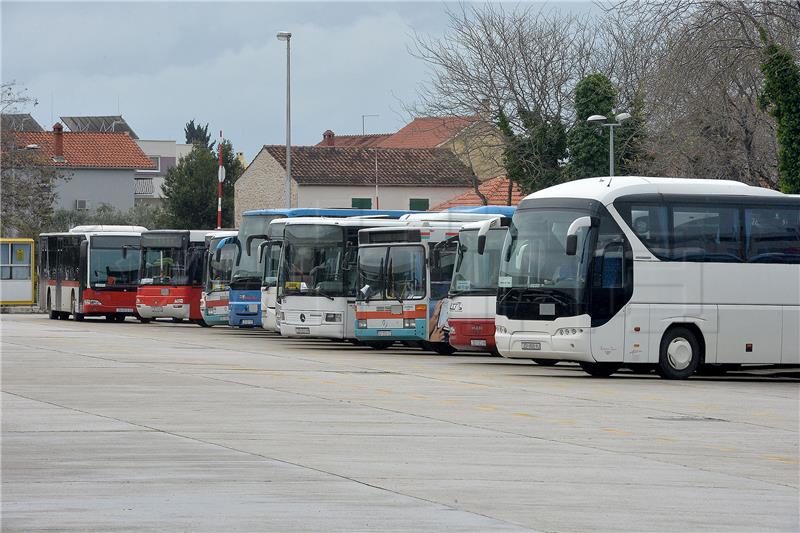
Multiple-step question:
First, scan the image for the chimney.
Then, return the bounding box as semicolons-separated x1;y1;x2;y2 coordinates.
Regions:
322;129;335;146
53;122;64;157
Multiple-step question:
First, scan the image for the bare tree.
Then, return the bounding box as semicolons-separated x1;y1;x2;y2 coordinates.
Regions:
1;82;63;237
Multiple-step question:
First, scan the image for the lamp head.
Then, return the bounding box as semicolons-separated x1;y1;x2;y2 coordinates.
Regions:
615;112;631;123
586;114;607;124
277;31;292;41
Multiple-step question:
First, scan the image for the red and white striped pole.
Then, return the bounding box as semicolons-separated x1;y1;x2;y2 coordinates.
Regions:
217;130;225;229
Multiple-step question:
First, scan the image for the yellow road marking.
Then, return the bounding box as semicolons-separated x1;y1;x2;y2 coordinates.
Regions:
602;427;634;436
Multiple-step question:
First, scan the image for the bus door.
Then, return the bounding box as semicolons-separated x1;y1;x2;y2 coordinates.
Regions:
429;237;458;343
54;236;65;311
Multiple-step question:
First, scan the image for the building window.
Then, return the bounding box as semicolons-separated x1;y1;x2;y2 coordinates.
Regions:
352;198;372;209
409;198;429;211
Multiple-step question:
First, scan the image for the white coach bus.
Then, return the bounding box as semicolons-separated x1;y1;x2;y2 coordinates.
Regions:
494;176;800;379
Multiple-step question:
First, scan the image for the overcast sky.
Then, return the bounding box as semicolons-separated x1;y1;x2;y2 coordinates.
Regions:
2;1;591;161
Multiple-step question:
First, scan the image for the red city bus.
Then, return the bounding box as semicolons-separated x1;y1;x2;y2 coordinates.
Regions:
38;226;147;321
136;230;209;324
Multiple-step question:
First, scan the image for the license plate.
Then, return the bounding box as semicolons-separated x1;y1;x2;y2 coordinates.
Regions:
242;319;254;325
521;341;541;351
295;327;310;334
377;330;392;337
152;306;163;313
471;339;487;347
116;308;133;313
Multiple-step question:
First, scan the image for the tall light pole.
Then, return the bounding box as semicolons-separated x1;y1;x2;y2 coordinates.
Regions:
362;114;379;135
277;31;292;208
587;112;631;177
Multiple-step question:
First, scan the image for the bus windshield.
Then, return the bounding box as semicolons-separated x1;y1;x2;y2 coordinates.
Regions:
90;236;141;288
206;241;236;292
450;228;505;296
358;245;426;301
232;215;285;283
140;245;202;286
261;241;283;288
499;208;592;301
282;225;347;298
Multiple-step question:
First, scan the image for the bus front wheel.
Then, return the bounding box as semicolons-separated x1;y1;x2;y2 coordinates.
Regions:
532;359;559;366
365;341;393;350
71;295;84;322
657;327;701;380
579;362;621;377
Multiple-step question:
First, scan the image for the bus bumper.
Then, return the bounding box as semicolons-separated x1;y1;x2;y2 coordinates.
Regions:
136;302;191;320
495;316;593;362
448;318;496;352
229;301;262;327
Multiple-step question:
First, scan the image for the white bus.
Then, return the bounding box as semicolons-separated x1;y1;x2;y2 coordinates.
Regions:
259;219;290;332
495;176;800;379
277;217;417;340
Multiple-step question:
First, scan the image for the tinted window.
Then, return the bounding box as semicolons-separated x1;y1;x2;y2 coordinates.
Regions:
745;207;800;263
671;205;741;262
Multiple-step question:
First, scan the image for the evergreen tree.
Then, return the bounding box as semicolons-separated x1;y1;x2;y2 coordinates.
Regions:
498;107;566;194
161;141;243;229
566;74;616;179
184;119;215;150
759;36;800;193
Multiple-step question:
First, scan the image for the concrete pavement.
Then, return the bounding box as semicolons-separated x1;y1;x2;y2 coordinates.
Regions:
2;314;798;531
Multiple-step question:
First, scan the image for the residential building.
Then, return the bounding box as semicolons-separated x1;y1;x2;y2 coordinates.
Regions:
432;175;524;211
11;122;155;212
133;139;192;206
234;145;472;224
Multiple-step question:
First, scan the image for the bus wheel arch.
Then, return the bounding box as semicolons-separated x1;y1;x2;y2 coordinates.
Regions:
657;324;704;379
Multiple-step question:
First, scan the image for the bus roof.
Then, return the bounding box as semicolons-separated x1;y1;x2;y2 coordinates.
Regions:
69;225;148;233
443;205;516;217
141;229;212;242
241;208;414;218
520;176;785;207
40;230;144;238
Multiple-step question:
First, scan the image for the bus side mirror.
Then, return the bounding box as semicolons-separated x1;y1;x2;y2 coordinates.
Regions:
79;240;88;263
257;241;268;260
476;219;494;255
246;234;268;256
565;216;597;256
122;245;128;259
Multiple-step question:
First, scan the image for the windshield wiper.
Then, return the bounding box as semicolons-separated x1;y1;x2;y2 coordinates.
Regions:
497;286;573;307
313;287;335;301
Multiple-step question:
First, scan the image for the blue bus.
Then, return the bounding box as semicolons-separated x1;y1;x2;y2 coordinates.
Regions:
228;208;413;327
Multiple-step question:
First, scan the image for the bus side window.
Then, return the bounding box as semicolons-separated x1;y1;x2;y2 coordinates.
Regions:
745;207;800;263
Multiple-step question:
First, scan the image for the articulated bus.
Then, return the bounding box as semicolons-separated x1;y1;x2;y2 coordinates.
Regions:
354;214;504;353
229;208;414;328
495;176;800;379
136;230;209;325
199;230;238;326
446;216;512;354
39;225;147;321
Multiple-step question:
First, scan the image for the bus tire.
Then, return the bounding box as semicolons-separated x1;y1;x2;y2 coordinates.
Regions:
172;318;183;323
194;319;211;327
114;314;125;322
579;361;621;377
657;327;701;380
138;316;152;324
47;292;57;320
71;295;84;322
431;343;456;355
105;315;115;322
365;341;393;350
532;359;559;366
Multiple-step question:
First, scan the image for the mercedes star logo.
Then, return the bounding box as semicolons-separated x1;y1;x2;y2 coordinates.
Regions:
300;313;306;323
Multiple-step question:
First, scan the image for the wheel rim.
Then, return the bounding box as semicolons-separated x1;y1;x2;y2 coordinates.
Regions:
667;337;693;370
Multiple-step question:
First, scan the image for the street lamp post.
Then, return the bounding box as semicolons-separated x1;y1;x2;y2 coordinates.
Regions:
587;112;631;177
277;31;292;208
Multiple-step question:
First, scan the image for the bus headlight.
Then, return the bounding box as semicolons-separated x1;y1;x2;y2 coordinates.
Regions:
403;318;416;329
84;299;101;306
324;313;342;323
357;319;367;329
174;298;184;304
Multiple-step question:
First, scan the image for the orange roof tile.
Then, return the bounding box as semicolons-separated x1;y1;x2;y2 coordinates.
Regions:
432;176;523;210
10;130;155;169
315;133;392;148
378;116;475;149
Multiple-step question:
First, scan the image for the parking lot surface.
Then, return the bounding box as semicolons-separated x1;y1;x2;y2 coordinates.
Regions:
2;314;798;532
